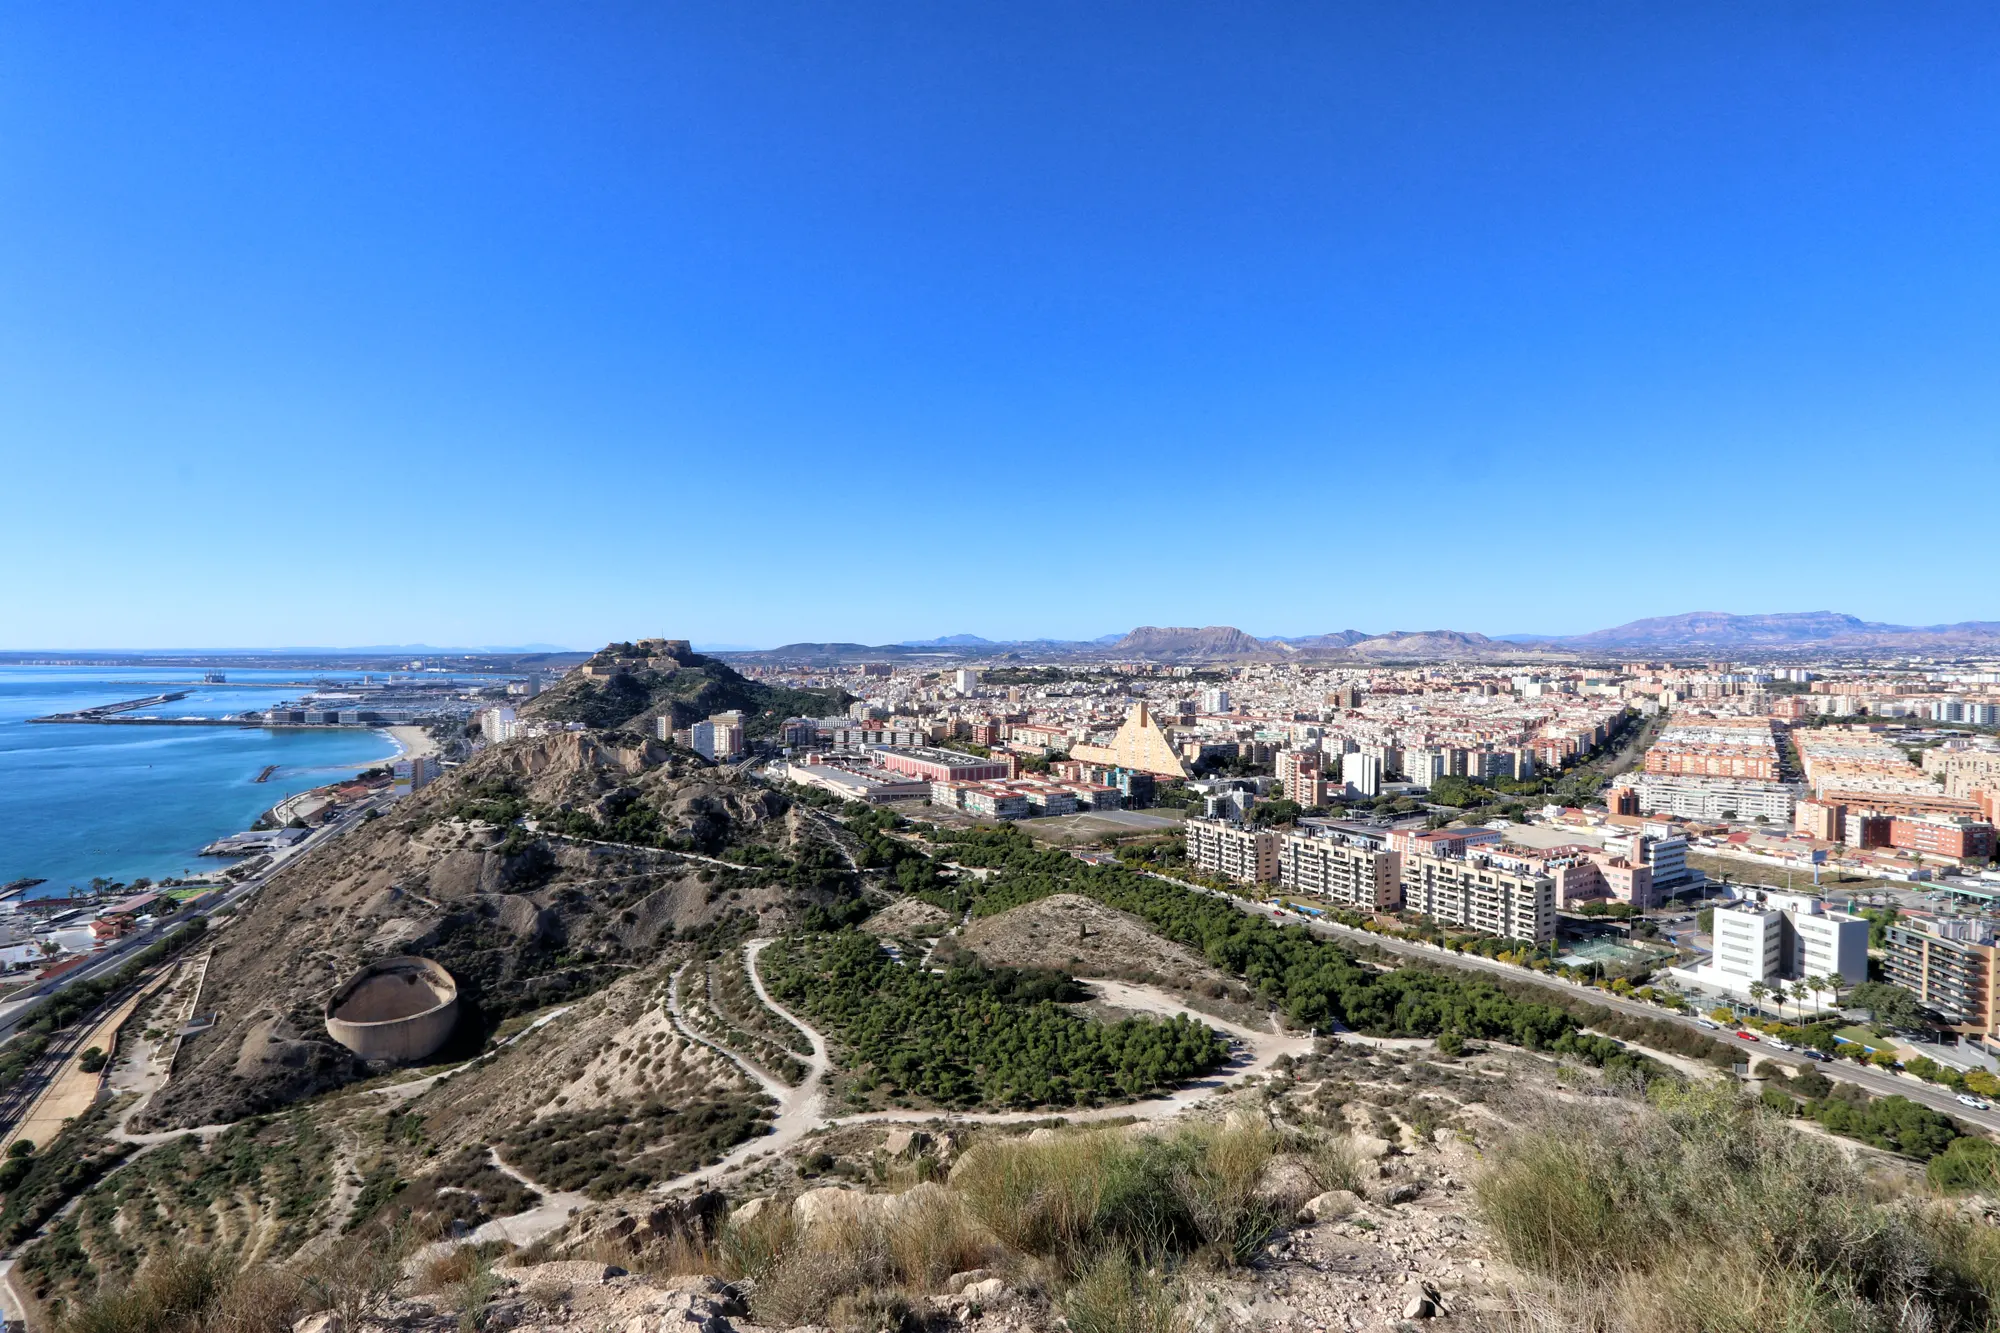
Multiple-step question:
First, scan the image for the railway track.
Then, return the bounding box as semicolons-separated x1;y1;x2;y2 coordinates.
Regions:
0;980;147;1140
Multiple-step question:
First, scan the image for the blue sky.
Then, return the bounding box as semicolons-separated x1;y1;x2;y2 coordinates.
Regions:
3;3;1998;650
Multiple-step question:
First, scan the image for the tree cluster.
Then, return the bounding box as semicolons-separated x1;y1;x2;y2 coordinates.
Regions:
759;931;1226;1109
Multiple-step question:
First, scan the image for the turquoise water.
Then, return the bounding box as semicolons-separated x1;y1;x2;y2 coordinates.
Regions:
0;667;409;895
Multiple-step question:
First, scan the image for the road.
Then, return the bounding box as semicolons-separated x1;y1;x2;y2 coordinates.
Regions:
0;791;390;1135
1153;871;2000;1136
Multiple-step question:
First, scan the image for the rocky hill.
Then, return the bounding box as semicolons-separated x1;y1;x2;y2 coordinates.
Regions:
527;641;850;735
134;731;833;1132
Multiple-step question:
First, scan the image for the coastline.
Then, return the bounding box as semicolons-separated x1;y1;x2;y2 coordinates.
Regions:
386;725;440;762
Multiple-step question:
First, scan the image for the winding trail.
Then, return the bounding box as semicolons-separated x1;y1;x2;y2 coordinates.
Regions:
441;939;1312;1252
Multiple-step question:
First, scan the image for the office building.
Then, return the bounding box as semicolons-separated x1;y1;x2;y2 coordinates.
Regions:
1185;817;1280;885
875;746;1012;784
1675;890;1869;999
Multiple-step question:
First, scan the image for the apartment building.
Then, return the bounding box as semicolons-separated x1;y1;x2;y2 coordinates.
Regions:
1340;751;1382;797
1277;826;1402;910
1276;749;1324;806
1885;917;2000;1038
1399;852;1555;944
1890;814;1997;862
1615;773;1798;824
1185;817;1280;885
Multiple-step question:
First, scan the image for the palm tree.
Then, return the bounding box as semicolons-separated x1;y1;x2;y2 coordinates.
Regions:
1790;980;1813;1022
1748;979;1772;1017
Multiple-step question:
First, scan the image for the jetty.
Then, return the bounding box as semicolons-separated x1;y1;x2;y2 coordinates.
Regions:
29;691;192;723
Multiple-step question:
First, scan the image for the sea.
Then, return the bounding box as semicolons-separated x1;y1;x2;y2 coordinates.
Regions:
0;666;423;898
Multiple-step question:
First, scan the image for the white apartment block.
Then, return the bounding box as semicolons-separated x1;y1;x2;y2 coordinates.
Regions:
1340;751;1382;797
1399;853;1555;944
1617;774;1799;823
1185;817;1279;884
1278;831;1401;910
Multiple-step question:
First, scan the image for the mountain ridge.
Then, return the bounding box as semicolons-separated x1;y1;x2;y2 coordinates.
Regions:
718;611;2000;663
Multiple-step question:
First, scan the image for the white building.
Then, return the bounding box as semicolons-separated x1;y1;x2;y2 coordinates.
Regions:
1200;687;1232;715
1615;774;1799;824
953;668;980;695
479;707;516;744
1340;751;1382;797
1673;890;1869;1002
1405;749;1448;787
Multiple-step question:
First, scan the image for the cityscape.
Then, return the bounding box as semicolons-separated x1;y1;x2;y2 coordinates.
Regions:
8;3;2000;1331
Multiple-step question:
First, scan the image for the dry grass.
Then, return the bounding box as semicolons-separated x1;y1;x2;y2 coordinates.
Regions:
743;1189;1004;1329
1478;1080;2000;1333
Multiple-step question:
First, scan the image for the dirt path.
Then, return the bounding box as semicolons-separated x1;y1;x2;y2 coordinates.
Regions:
440;944;1314;1252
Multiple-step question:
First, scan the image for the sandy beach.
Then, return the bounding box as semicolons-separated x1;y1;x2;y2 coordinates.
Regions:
387;725;440;761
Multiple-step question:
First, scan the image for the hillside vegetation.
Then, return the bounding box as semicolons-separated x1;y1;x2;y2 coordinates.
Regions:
528;642;849;736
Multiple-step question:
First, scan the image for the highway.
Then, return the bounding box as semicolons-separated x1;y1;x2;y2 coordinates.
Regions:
1144;871;2000;1137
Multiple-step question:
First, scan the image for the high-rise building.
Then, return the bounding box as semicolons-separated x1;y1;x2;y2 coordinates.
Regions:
1405;749;1448;787
1185;817;1280;884
1276;749;1324;805
479;707;516;744
1398;852;1555;943
1340;751;1382;797
1278;827;1401;910
1199;687;1232;715
953;668;980;695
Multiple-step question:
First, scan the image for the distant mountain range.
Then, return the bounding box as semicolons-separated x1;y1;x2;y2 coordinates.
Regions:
720;611;2000;664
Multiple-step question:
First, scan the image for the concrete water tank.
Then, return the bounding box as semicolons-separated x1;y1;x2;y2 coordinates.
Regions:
324;956;459;1062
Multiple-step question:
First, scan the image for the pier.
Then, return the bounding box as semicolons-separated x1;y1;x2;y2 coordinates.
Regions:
28;691;192;723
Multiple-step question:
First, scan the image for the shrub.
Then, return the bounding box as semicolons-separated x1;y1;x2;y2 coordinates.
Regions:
1478;1079;1999;1330
1061;1248;1182;1333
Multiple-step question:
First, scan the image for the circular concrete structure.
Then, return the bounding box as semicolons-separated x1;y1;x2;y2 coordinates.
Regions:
324;956;459;1063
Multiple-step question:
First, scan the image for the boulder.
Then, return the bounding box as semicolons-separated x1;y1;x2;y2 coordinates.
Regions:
1255;1154;1321;1210
944;1269;997;1294
509;1260;628;1287
962;1278;1009;1304
794;1187;868;1229
1383;1181;1423;1205
1299;1189;1361;1223
1350;1134;1394;1160
1025;1127;1059;1145
881;1128;932;1158
641;1191;728;1244
729;1196;773;1227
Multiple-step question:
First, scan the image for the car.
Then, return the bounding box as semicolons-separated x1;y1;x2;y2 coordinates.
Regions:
1958;1095;1992;1110
1769;1039;1795;1052
1803;1049;1831;1061
1735;1031;1759;1041
1696;1018;1720;1030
